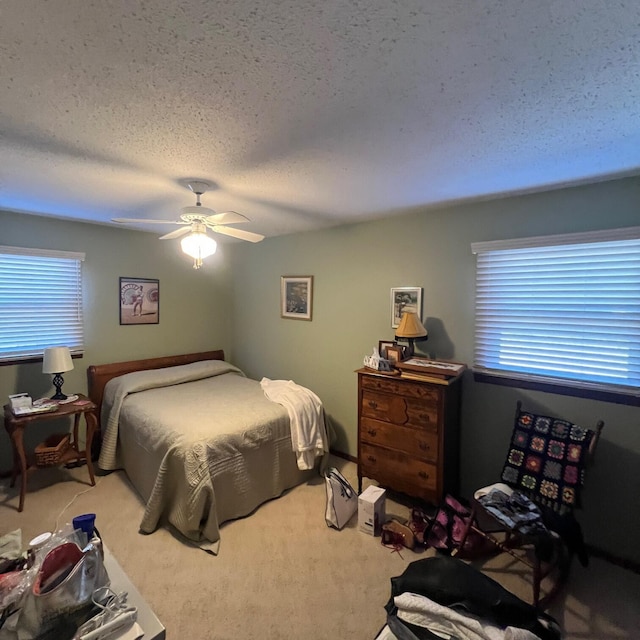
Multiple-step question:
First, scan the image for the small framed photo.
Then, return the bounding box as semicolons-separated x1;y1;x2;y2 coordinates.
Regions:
120;277;159;325
281;276;313;320
391;287;422;328
386;345;404;365
378;340;397;359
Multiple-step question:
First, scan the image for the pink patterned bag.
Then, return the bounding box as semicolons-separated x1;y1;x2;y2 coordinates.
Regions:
425;494;495;559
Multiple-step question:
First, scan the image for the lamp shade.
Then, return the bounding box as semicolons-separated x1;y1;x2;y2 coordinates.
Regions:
395;312;428;338
181;231;217;269
42;346;74;374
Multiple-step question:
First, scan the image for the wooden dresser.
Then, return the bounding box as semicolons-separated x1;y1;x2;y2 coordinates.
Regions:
356;368;462;505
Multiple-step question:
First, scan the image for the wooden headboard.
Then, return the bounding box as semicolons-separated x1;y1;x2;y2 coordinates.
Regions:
87;350;225;419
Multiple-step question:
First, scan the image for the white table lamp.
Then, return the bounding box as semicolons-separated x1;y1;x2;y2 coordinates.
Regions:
42;346;74;400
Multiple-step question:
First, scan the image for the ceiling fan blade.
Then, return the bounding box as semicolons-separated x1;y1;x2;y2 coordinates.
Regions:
211;225;265;243
204;211;249;225
112;218;186;225
159;227;192;240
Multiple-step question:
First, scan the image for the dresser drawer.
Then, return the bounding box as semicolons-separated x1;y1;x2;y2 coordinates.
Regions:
360;375;440;403
359;442;437;496
360;417;438;462
361;390;438;429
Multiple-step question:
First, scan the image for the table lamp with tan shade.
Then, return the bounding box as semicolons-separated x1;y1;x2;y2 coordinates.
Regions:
394;312;427;359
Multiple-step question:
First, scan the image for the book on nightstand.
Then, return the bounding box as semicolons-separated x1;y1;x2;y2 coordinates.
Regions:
12;402;58;416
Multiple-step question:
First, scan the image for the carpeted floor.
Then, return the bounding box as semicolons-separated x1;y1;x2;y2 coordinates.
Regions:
1;456;639;639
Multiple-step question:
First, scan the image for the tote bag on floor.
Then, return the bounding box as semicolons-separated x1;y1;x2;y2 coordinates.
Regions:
324;467;358;530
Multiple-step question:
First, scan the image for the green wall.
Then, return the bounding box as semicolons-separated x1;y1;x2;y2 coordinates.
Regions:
0;210;233;465
228;176;640;563
2;177;639;563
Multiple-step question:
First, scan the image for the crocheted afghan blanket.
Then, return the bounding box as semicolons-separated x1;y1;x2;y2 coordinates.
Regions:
501;410;595;513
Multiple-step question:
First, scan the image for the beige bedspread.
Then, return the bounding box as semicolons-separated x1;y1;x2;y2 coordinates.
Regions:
98;360;320;550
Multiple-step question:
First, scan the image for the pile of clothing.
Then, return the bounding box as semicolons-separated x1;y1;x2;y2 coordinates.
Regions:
375;556;562;640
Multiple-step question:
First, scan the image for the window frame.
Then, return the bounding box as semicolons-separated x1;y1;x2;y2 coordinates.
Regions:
471;227;640;407
0;245;85;366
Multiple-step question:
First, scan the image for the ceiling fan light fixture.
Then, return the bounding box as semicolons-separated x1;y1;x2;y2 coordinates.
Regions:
181;231;217;269
112;179;262;266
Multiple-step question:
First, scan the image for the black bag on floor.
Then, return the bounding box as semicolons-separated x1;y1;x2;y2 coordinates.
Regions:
386;556;561;640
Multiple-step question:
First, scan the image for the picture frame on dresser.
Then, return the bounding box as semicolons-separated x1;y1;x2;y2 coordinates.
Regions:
378;340;397;359
386;346;404;364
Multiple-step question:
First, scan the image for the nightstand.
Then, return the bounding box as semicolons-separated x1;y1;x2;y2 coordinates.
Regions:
3;395;98;512
356;368;462;504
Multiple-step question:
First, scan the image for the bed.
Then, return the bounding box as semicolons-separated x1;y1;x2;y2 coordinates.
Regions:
87;350;328;551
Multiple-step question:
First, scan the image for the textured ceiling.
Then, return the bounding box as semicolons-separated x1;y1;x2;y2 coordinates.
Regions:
1;1;639;242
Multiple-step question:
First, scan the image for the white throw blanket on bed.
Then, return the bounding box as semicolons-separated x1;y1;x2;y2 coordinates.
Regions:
260;377;329;470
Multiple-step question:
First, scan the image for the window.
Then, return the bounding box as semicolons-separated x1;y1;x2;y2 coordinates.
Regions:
471;227;640;399
0;246;85;364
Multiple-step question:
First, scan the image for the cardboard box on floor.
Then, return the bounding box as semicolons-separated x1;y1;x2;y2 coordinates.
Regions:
358;485;386;535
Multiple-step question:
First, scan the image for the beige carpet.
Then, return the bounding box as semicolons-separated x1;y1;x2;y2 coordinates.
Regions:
1;457;639;639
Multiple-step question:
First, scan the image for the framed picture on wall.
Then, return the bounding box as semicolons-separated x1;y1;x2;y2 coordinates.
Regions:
281;276;313;320
390;287;422;328
120;277;159;325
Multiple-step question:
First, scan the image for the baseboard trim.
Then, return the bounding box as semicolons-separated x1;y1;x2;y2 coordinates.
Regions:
329;448;356;464
587;544;640;575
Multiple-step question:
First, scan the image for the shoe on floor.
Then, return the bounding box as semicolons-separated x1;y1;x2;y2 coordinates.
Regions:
381;518;416;550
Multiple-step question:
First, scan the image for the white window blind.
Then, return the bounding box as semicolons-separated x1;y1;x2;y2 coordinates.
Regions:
0;246;85;363
471;227;640;397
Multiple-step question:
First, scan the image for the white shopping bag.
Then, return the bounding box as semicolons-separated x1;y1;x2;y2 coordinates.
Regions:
324;467;357;530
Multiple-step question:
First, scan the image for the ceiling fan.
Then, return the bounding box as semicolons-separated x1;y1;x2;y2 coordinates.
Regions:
112;181;264;269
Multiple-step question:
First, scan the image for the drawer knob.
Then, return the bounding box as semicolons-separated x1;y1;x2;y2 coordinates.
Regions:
418;441;430;451
367;428;377;437
419;414;431;422
418;471;429;480
367;455;377;463
368;401;378;409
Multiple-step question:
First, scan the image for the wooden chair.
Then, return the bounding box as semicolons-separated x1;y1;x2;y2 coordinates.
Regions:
456;401;604;609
